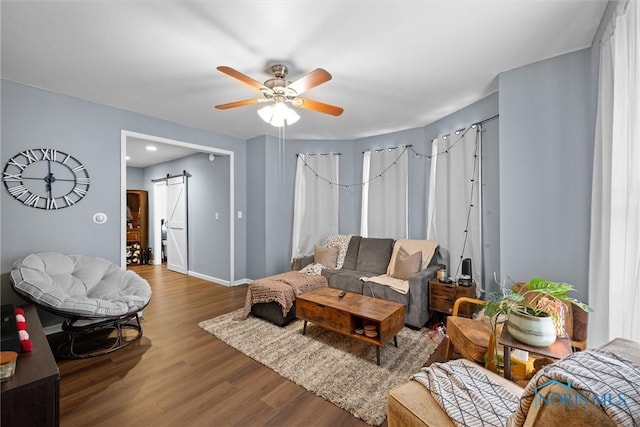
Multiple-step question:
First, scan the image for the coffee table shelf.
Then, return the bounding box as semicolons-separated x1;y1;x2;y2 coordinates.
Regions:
296;287;405;365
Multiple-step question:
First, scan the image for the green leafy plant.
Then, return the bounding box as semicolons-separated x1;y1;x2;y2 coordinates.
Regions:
482;277;593;372
486;277;592;319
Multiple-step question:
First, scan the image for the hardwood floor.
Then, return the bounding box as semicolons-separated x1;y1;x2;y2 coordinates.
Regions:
54;264;394;426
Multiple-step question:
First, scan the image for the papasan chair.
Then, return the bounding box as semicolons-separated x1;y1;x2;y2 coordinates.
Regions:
10;252;152;359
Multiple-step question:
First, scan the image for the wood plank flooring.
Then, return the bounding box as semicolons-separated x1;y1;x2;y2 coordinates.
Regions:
53;264;400;427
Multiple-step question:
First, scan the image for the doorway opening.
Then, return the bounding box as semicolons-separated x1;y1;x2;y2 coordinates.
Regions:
121;130;235;284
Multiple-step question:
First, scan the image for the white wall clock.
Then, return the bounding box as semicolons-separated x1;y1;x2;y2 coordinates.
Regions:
2;148;90;210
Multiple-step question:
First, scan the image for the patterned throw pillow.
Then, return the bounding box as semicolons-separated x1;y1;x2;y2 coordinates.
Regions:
325;234;352;269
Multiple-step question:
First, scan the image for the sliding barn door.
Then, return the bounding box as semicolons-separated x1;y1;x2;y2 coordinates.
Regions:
166;176;188;274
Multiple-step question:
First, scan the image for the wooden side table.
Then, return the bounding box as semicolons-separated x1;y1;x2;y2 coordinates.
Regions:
429;280;477;317
499;327;572;381
1;305;60;426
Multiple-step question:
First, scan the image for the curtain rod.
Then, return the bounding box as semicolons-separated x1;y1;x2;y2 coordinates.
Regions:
477;114;499;125
362;144;412;154
296;152;342;157
429;114;500;143
150;170;192;183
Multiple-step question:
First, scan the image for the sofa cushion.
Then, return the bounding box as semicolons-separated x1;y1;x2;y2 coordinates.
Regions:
363;281;410;306
341;236;362;270
355;238;394;274
322;269;367;293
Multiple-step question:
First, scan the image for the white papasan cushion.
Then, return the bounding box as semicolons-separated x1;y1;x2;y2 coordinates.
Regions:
11;253;152;317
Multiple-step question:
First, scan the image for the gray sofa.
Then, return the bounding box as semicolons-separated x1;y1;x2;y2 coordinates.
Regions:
296;236;439;328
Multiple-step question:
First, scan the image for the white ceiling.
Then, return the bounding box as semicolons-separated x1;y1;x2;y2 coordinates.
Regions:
1;1;608;143
125;137;205;168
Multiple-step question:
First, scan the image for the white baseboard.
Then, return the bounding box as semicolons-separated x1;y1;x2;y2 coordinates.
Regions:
187;271;250;287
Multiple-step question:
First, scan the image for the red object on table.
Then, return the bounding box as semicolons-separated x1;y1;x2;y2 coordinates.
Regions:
13;307;32;353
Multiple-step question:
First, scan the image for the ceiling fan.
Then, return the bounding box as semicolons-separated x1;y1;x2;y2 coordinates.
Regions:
215;64;344;126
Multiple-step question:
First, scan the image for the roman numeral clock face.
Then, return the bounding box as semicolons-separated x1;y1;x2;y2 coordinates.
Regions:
3;149;90;210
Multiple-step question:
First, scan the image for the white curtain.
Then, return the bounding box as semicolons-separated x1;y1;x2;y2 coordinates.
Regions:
427;128;482;290
589;0;639;347
291;154;339;259
360;148;408;238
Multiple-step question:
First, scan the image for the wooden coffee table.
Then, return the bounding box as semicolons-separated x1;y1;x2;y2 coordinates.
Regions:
296;287;405;365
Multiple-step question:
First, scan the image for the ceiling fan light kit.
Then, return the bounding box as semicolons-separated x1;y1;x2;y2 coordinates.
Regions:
258;102;300;127
215;64;343;127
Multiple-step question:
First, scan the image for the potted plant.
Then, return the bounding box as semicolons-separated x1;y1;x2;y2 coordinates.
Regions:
484;277;592;370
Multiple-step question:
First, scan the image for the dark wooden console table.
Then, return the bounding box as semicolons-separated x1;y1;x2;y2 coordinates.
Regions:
1;304;60;426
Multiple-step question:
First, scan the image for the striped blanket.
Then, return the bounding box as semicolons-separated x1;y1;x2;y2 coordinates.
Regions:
412;360;520;427
509;349;640;426
413;350;640;427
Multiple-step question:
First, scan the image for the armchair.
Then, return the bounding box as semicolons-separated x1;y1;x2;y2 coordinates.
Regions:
444;297;492;364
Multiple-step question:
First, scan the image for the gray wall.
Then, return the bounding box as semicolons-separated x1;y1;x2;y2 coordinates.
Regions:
126;166;145;189
498;48;595;303
410;94;500;296
1;80;247;316
140;153;231;282
1;43;600;322
246;135;268;279
244;93;499;285
353;94;500;295
245;135;357;279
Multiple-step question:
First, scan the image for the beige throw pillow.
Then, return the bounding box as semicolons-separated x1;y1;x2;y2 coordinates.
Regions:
391;246;422;280
314;245;339;269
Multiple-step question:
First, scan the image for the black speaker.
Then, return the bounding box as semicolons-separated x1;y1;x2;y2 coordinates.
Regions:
462;258;472;280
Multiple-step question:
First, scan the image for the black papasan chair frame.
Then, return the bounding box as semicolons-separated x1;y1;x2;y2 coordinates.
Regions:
13;287;149;360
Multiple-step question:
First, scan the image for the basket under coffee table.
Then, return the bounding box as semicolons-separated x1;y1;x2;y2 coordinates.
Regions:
296;287;405;365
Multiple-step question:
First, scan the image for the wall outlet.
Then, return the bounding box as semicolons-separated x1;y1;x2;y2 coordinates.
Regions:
215;212;219;220
237;210;243;219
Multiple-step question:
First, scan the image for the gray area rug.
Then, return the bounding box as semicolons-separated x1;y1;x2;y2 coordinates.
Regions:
199;309;443;426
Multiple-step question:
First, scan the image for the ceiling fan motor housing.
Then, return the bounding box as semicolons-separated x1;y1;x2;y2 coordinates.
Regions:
264;64;296;99
270;64;288;78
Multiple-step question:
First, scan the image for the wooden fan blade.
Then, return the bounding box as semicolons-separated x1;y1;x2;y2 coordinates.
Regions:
215;99;260;110
217;66;267;91
294;98;344;116
288;68;332;95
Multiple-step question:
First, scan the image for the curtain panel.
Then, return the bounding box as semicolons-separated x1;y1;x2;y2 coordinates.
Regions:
291;154;339;259
360;148;408;239
589;0;639;347
426;128;482;290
